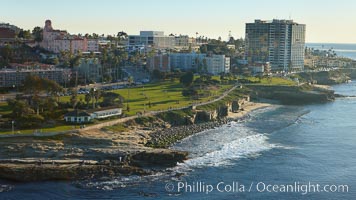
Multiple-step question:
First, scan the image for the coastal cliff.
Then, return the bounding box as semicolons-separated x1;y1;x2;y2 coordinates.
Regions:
299;71;350;85
247;84;335;105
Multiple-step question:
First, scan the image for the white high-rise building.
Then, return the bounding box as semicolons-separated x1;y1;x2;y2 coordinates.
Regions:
245;19;306;71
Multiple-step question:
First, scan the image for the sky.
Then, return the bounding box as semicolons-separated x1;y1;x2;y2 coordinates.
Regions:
2;0;356;43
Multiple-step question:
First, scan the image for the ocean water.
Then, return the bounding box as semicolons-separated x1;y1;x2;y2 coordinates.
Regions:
2;82;356;199
307;43;356;60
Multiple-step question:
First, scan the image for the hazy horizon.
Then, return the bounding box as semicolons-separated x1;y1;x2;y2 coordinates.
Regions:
3;0;356;43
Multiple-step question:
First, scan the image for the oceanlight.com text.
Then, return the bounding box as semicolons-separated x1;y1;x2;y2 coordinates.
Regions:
165;181;349;195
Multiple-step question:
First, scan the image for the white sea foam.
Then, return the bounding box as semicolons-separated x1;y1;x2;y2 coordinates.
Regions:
80;106;294;189
177;133;276;169
0;185;13;193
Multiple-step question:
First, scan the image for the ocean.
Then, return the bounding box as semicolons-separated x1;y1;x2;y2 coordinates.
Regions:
2;82;356;199
306;43;356;60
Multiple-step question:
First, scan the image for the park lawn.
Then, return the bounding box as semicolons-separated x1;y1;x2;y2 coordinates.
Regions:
0;79;234;134
57;79;234;116
0;125;74;135
0;102;12;116
59;94;86;102
246;77;296;86
112;79;233;116
113;80;195;115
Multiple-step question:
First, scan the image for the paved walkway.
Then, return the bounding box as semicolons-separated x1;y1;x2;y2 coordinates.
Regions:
0;84;240;136
81;84;240;131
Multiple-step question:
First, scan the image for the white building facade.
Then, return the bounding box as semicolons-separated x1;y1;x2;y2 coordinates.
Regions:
128;31;175;51
168;53;230;74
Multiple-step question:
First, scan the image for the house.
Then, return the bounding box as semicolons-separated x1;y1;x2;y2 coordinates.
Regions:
64;110;92;123
64;107;122;123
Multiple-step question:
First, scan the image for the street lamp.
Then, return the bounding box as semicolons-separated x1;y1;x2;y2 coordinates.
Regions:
11;121;14;134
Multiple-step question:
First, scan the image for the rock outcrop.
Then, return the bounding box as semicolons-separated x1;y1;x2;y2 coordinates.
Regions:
248;85;335;105
0;162;149;182
299;71;350;85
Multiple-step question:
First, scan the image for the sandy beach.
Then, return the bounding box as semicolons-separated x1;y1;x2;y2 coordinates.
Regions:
227;102;271;120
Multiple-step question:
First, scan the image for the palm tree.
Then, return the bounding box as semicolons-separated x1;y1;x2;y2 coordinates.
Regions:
85;93;91;108
126;76;133;111
89;88;96;109
117;31;128;44
94;89;101;108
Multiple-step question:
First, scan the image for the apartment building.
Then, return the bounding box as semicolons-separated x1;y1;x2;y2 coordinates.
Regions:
0;67;71;88
245;19;306;71
148;53;230;75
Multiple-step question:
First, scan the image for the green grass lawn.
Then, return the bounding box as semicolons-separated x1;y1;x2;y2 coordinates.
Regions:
0;78;234;134
0;102;11;115
0;125;74;135
246;77;296;86
111;79;233;115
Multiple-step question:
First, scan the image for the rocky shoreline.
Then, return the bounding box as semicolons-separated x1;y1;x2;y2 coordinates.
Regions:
0;102;269;182
0;83;334;183
146;103;271;149
0;162;149;182
147;118;233;148
0;149;188;182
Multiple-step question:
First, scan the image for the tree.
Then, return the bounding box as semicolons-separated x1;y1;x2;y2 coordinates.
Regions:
23;76;64;99
89;88;96;109
1;44;13;63
6;99;45;128
49;57;59;65
85;93;91;108
18;29;31;39
180;71;194;87
152;69;163;80
188;45;192;53
117;31;128;42
101;92;124;107
70;54;82;68
126;76;133;110
32;27;43;42
7;99;34;119
94;89;101;107
200;45;208;53
70;89;78;109
182;88;198;97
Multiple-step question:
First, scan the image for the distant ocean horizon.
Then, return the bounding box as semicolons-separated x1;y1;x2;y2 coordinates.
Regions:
306;43;356;60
